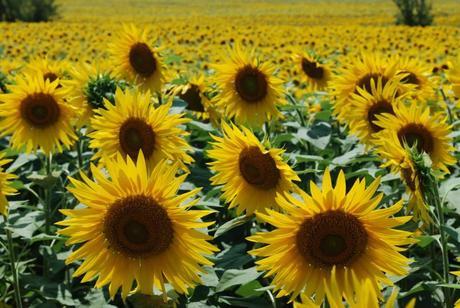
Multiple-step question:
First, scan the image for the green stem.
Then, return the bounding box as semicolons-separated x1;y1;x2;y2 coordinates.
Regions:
44;153;52;278
6;228;22;308
264;121;271;140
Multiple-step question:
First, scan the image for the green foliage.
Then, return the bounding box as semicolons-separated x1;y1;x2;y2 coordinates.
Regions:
393;0;433;26
84;74;126;109
0;0;58;22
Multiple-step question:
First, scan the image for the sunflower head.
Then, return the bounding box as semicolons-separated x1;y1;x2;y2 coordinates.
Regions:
212;44;285;128
89;87;193;171
24;58;69;86
0;73;77;154
248;168;413;304
0;153;17;216
395;57;435;101
293;53;331;91
57;153;218;299
110;24;164;92
208;122;299;215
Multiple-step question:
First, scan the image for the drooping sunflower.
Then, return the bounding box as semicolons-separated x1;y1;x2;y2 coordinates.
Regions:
248;168;413;304
396;57;435;101
89;88;193;170
110;24;164;92
373;103;456;223
63;62;122;127
24;58;69;85
0;74;77;154
293;53;331;91
212;44;285;128
207;122;299;216
348;77;405;145
0;153;17;216
57;153;218;299
171;74;221;124
331;53;399;123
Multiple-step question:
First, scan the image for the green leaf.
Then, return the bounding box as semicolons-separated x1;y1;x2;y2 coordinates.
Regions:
236;280;264;297
216;267;262;292
416;235;435;248
214;215;251;238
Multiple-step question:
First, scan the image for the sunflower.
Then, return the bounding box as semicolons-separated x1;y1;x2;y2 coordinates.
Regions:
171;74;221;124
0;74;77;154
0;153;17;216
89;88;193;170
24;58;69;85
207;122;299;216
452;258;460;308
63;62;121;127
293;53;331;91
110;24;164;92
396;57;435;101
248;168;413;304
212;44;285;128
447;58;460;99
57;153;217;299
348;77;405;145
331;53;399;124
373;103;456;223
373;102;456;175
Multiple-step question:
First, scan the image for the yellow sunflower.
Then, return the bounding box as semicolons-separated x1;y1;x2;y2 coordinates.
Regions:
89;88;193;170
0;74;77;154
293;53;331;91
63;62;120;127
110;24;164;92
373;102;456;175
447;58;460;99
331;53;399;123
57;153;218;299
212;44;285;128
396;57;435;101
24;57;69;85
373;103;456;223
348;77;405;145
207;122;299;216
0;153;17;216
452;258;460;308
248;168;413;304
171;74;221;124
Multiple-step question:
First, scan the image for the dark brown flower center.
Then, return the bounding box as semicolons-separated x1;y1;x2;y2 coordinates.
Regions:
20;93;60;128
296;210;368;267
398;123;434;154
367;100;394;132
129;43;157;78
400;70;420;86
238;146;280;190
179;84;205;112
301;58;324;80
43;72;58;83
355;73;388;93
119;118;155;160
234;65;268;103
103;195;173;258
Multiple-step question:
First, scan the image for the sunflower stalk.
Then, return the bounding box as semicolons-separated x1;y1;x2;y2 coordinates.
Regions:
410;149;451;306
5;226;23;308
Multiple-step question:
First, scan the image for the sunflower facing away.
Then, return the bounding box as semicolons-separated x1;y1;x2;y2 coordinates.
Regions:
63;62;121;127
89;88;193;170
0;153;17;216
212;44;285;128
348;77;405;145
331;53;399;124
110;24;164;92
248;168;413;305
293;53;331;91
0;73;77;154
207;122;299;216
373;103;456;223
57;153;218;299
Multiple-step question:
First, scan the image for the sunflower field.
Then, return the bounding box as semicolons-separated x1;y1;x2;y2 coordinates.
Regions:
1;0;460;307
